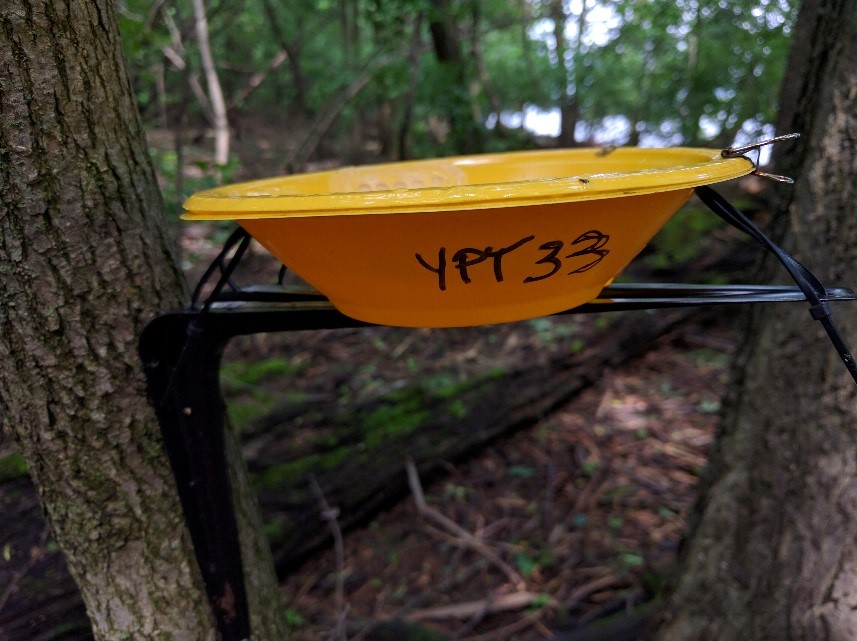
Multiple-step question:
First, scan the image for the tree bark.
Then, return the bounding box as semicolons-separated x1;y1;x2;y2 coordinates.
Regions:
549;0;574;147
655;1;857;640
550;0;588;147
398;16;425;160
191;0;230;166
469;1;505;137
260;0;310;115
678;1;703;146
0;2;286;639
428;0;483;154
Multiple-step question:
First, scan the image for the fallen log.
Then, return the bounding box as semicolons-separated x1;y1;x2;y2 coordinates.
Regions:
243;308;699;574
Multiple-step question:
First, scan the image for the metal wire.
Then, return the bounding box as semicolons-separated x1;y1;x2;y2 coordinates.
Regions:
721;132;800;183
190;227;252;310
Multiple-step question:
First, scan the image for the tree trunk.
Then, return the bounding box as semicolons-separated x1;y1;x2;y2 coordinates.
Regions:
678;2;703;146
655;1;857;639
428;0;483;154
469;1;505;137
398;16;425;160
191;0;230;166
550;0;588;147
0;2;286;639
550;0;574;147
567;0;588;145
260;0;310;116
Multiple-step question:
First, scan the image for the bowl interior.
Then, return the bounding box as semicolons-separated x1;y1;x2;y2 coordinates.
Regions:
183;147;754;219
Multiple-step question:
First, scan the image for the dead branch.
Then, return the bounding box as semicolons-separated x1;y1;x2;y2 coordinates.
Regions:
159;7;215;125
405;458;525;589
228;49;290;110
162;43;186;70
191;0;229;165
564;574;624;609
310;475;348;641
460;610;547;641
326;604;350;641
407;591;555;621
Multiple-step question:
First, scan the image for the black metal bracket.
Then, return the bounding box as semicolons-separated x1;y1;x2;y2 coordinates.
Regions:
140;317;250;641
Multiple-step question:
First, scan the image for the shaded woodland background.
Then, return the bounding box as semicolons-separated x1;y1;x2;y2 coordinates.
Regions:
1;1;802;640
118;0;794;212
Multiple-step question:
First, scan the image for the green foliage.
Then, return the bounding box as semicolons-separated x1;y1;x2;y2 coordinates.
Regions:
442;483;468;502
618;552;645;574
689;347;731;369
508;465;536;478
283;607;306;628
254;447;352;491
644;204;725;270
360;393;432;448
221;357;307;432
150;147;240;219
482;26;554;110
515;541;557;578
698;399;722;414
581;458;600;478
263;514;296;548
516;550;537;577
119;0;795;171
580;0;795;144
221;357;306;390
0;452;28;482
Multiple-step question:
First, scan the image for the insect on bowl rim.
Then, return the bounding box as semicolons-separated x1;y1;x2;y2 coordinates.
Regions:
182;147;755;220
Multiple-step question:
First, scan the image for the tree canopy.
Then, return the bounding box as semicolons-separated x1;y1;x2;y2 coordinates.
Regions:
117;0;795;171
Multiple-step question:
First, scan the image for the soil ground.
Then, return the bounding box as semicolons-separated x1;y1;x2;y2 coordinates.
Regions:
277;318;735;641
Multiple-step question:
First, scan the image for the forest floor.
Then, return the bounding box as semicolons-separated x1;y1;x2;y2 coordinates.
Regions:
274;318;735;641
0;127;760;641
0;301;737;641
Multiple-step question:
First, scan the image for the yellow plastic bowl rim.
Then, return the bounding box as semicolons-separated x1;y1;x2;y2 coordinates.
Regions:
183;147;755;220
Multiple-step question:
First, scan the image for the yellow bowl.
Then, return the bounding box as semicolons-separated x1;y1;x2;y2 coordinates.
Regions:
184;148;753;327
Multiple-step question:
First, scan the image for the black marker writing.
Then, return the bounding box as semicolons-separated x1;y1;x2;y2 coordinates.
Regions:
415;248;447;291
416;230;610;291
566;230;610;273
452;247;491;284
492;236;535;282
524;240;563;283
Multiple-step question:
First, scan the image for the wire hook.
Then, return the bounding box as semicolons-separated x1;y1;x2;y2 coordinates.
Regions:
721;132;800;183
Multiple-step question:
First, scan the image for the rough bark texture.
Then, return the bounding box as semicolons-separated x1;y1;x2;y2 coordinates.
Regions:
0;2;285;639
655;1;857;640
